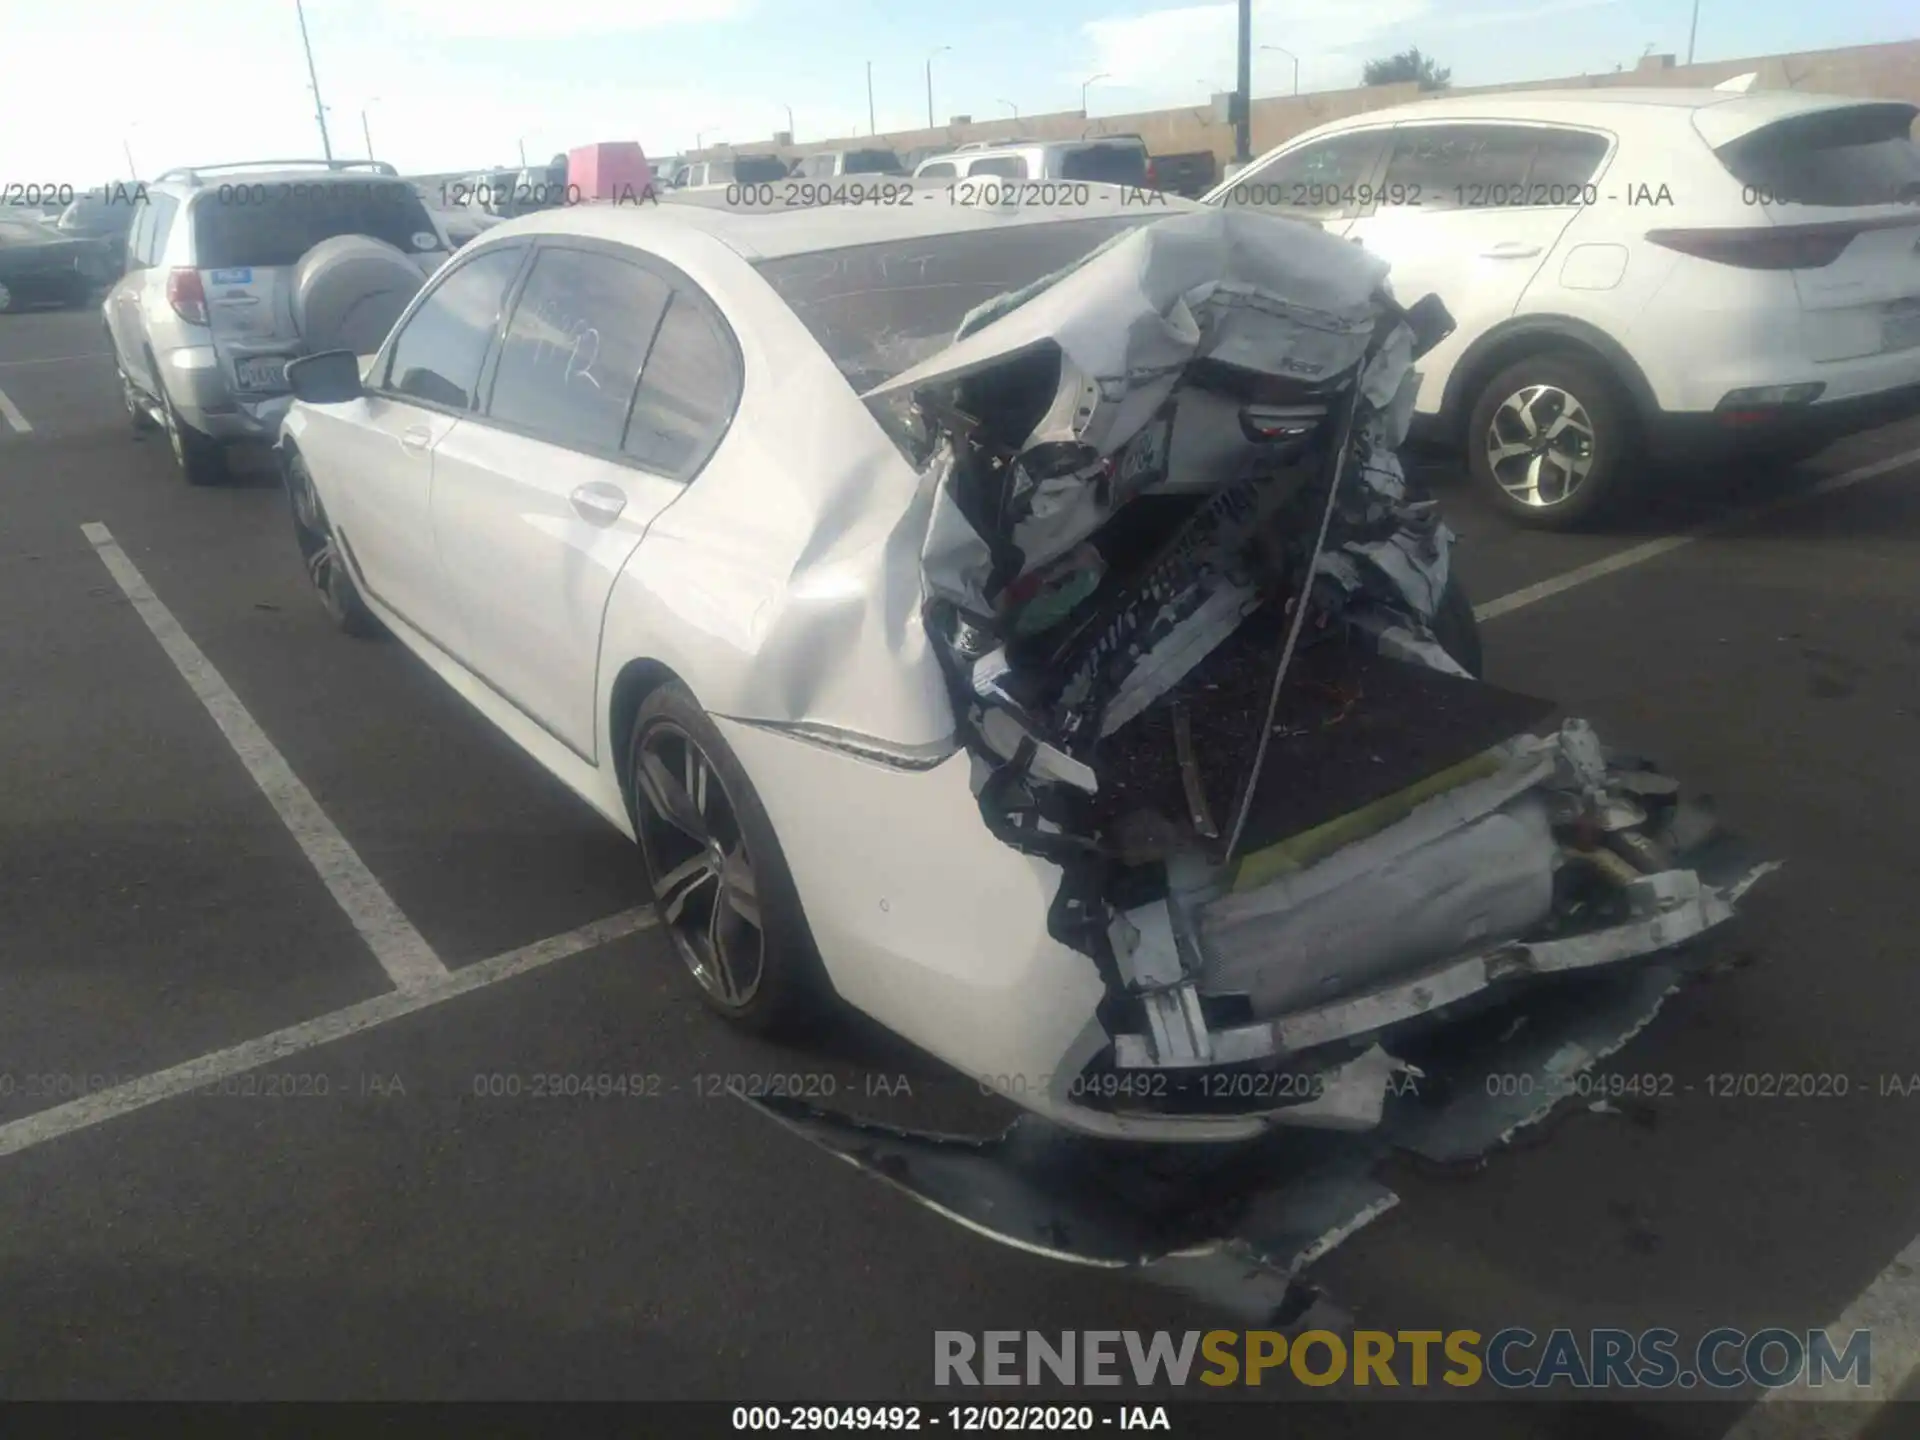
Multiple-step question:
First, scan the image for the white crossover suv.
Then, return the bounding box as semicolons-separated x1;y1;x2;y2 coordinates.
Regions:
1207;89;1920;527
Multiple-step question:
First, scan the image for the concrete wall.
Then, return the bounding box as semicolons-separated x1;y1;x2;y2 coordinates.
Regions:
686;36;1920;169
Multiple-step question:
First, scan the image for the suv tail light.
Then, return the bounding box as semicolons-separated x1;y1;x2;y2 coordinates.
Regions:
166;267;209;326
1645;219;1899;270
1144;156;1159;189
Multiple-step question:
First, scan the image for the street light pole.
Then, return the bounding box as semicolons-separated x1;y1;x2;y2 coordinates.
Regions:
123;138;139;181
1234;0;1251;163
1081;72;1110;116
783;103;795;137
999;99;1018;118
867;61;876;136
361;98;378;160
295;0;334;161
1261;44;1299;96
1686;0;1700;64
926;46;950;129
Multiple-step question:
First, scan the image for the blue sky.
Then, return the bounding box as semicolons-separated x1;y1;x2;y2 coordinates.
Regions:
0;0;1913;182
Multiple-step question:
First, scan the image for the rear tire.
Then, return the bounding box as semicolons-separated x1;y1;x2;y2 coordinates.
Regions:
118;357;156;434
287;452;382;638
628;682;828;1037
157;370;227;486
1467;352;1639;530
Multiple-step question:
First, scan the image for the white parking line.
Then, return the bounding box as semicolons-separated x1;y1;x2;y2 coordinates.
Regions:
82;521;448;991
0;907;656;1161
1720;1236;1920;1437
0;386;31;432
1475;444;1920;623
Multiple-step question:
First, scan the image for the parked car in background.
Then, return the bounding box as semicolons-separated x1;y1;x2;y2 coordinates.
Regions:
0;214;107;312
789;146;906;179
103;159;451;483
913;135;1153;188
57;188;139;247
1150;150;1220;199
431;206;502;249
666;155;789;191
1207;88;1920;527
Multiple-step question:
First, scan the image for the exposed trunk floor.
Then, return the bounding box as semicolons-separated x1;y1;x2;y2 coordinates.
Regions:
1092;618;1557;859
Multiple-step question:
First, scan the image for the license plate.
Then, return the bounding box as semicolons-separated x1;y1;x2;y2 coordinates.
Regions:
1883;301;1920;354
235;356;289;391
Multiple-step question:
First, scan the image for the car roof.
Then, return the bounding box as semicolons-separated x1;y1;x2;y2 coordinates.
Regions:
478;182;1196;261
921;136;1144;165
1305;86;1911;137
153;167;419;194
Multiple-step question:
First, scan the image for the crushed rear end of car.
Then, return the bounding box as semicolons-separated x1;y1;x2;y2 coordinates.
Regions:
733;201;1778;1306
839;206;1777;1138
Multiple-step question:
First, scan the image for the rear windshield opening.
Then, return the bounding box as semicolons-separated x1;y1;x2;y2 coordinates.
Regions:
1060;144;1148;185
754;214;1152;393
1715;103;1920;206
733;156;791;185
193;183;441;270
845;149;906;175
193;183;442;269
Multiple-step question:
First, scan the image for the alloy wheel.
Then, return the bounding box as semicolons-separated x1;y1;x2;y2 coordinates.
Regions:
632;722;766;1008
1484;383;1596;508
0;282;13;312
289;466;341;595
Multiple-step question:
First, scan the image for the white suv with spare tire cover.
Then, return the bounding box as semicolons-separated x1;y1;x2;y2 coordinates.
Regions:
103;160;452;485
1206;89;1920;528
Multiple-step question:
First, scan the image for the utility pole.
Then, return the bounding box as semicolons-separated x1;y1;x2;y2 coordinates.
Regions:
926;46;950;130
1686;0;1700;64
295;0;333;162
1234;0;1251;164
867;61;876;136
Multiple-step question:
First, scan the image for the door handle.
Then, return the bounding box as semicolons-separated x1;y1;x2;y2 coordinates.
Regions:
570;482;627;526
399;425;432;453
1480;243;1542;259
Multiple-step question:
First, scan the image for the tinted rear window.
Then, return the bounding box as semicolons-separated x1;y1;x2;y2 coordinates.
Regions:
845;149;905;175
1059;145;1147;185
754;215;1151;392
1715;104;1920;206
734;156;790;185
194;182;441;268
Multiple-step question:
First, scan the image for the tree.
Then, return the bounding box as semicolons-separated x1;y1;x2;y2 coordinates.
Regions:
1362;47;1452;91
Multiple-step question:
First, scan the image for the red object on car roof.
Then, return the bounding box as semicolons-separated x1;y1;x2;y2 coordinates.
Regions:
567;142;656;202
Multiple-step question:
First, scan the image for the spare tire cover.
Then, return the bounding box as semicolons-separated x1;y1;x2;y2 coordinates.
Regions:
291;235;432;356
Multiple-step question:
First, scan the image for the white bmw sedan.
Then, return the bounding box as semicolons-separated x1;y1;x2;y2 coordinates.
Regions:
279;189;1770;1142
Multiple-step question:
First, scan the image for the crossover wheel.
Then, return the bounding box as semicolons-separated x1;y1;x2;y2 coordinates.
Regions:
0;281;14;313
157;372;228;486
118;359;156;433
287;452;382;637
629;682;827;1035
1467;353;1638;530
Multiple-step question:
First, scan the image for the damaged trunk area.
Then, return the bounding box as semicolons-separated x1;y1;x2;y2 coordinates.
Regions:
878;208;1773;1131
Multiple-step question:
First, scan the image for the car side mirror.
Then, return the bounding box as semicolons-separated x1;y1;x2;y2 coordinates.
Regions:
287;350;364;404
1404;293;1456;361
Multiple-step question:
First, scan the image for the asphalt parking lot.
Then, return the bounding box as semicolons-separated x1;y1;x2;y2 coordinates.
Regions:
3;302;1920;1433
